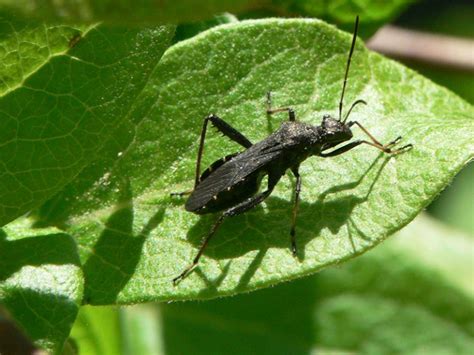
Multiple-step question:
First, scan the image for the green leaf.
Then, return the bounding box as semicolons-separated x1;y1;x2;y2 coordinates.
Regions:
0;19;175;226
36;19;474;303
0;0;415;32
69;306;122;355
69;304;164;355
160;214;474;354
0;222;83;354
271;0;415;25
121;304;164;355
240;0;416;37
429;164;474;235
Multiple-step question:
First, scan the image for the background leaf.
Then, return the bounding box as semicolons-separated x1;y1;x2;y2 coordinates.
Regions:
39;19;473;303
0;0;264;23
0;20;175;226
69;306;122;355
263;0;415;36
0;0;414;33
0;222;82;354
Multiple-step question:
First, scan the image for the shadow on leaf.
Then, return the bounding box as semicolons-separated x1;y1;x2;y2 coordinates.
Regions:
82;179;166;305
0;230;81;353
0;230;80;282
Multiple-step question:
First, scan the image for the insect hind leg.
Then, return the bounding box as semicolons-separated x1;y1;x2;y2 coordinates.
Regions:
266;91;296;121
207;114;253;149
173;188;273;285
195;114;252;189
290;166;301;257
171;114;253;197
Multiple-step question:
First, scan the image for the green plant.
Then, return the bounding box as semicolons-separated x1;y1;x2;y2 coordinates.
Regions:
0;1;472;353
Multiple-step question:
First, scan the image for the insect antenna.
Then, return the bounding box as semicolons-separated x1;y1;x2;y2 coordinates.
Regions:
338;15;360;122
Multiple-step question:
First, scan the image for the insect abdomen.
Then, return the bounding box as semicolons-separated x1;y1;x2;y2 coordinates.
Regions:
186;170;262;214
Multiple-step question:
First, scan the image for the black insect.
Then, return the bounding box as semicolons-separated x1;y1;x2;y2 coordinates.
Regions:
172;16;412;284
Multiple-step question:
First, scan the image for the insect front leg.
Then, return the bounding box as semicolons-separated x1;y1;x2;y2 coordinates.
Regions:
320;126;412;158
347;121;413;154
266;91;296;121
290;166;301;256
173;187;274;285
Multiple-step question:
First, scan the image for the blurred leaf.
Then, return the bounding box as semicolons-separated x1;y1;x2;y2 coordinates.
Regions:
0;0;414;32
428;164;474;235
34;19;473;303
161;214;474;354
121;304;164;355
396;1;474;38
0;222;82;354
0;19;175;227
69;306;122;355
0;0;265;23
69;304;163;355
269;0;415;35
173;13;239;43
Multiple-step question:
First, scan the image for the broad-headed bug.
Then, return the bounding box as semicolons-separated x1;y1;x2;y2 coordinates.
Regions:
172;16;412;284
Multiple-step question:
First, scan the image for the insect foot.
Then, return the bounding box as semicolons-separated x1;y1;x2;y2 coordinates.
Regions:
172;264;197;286
384;136;413;155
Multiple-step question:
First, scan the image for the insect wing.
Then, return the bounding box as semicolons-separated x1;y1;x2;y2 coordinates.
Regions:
185;143;283;211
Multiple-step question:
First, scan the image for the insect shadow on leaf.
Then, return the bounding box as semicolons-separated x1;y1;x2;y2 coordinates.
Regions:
171;16;412;285
183;153;391;291
0;230;80;282
82;178;166;304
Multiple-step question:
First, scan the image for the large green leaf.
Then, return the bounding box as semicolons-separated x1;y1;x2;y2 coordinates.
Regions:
0;222;82;354
38;19;472;303
0;19;175;226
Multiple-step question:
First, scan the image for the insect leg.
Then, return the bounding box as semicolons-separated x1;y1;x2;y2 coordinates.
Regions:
173;188;274;285
320;138;412;157
171;115;253;196
266;92;296;121
347;121;413;154
207;114;253;149
290;166;301;256
172;214;225;285
194;115;253;189
224;188;273;217
320;140;364;157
